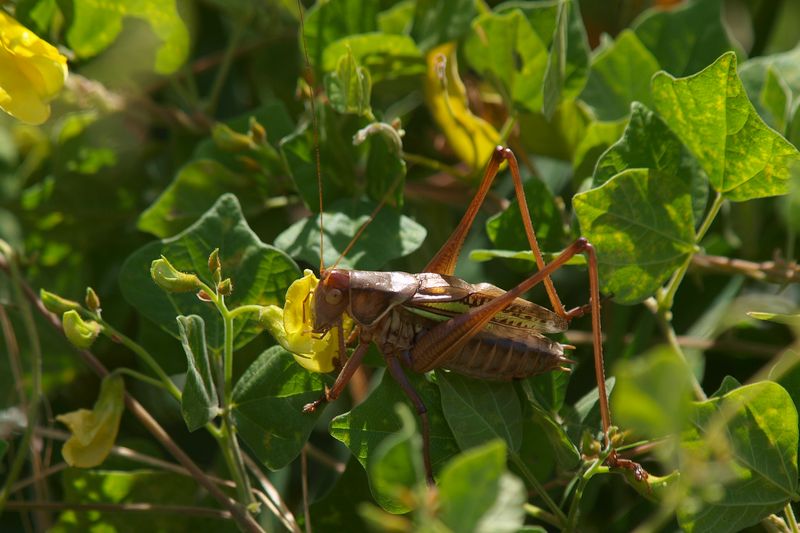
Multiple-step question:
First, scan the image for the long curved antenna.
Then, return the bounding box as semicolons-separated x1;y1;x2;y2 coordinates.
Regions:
297;1;325;274
328;170;406;272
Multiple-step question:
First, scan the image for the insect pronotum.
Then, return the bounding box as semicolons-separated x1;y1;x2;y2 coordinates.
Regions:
295;2;646;486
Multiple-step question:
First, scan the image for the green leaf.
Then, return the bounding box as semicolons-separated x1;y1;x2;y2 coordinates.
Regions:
541;0;567;120
309;458;372;531
486;175;566;254
528;402;580;471
747;311;800;327
436;371;523;453
678;382;799;532
330;370;459;475
543;0;590;119
469;248;586;267
120;194;300;350
757;67;791;133
574;168;696;304
274;198;426;271
580;30;660;121
367;403;422;513
56;469;199;531
632;0;738;76
463;9;549;113
612;346;693;446
322;34;424;83
137;160;255;239
652;52;800;202
438;440;526;533
232;346;327;470
66;0;189;73
410;0;476;52
363;125;406;208
303;0;378;74
324;49;373;117
378;1;415;35
176;315;219;432
593;102;709;223
739;44;800;110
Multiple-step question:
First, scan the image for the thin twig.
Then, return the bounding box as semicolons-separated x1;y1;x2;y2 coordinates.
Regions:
301;448;312;533
3;501;232;519
692;253;800;284
304;443;345;473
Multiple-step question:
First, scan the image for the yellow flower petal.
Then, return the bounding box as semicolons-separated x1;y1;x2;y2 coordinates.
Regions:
56;374;125;468
261;270;352;373
424;42;500;170
0;11;68;124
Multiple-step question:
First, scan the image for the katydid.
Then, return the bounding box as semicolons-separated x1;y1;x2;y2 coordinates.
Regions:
294;3;645;488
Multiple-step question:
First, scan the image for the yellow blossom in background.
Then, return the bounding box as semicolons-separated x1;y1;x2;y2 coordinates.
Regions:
56;374;125;468
0;11;68;124
260;269;352;373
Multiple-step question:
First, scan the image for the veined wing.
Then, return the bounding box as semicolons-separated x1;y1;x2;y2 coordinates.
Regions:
407;274;567;334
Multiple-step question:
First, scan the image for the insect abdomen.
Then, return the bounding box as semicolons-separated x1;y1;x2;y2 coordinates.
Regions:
441;333;568;380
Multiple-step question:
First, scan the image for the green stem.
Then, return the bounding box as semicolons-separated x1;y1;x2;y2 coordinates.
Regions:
522;503;562;529
211;291;255;508
509;454;566;527
565;458;604;531
93;318;182;402
786;503;800;533
659;192;724;312
402;152;469;178
228;304;265;321
0;244;43;513
112;368;170;390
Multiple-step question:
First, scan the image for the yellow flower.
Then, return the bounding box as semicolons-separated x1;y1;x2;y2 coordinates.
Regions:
56;374;125;468
261;270;352;373
0;11;68;125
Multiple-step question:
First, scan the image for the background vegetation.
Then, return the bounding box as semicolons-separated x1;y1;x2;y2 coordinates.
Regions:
1;0;800;531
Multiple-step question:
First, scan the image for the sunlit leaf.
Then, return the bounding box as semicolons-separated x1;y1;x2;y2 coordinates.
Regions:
423;42;500;170
232;346;328;470
575;168;696;303
593;102;709;223
56;374;124;468
652;52;800;201
120;194;300;350
303;0;378;74
66;0;189;73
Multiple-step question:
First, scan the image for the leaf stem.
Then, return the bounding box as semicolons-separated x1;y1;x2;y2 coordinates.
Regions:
92;317;183;402
206;15;249;115
509;453;567;527
786;504;800;533
565;457;605;531
522;503;562;529
402;152;469;178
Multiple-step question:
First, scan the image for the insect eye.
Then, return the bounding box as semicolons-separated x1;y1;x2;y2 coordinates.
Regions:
325;288;343;305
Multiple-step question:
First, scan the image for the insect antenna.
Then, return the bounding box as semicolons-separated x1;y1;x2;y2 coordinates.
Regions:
296;0;325;276
328;169;406;272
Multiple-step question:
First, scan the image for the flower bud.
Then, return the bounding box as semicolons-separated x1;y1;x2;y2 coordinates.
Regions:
85;287;101;312
62;310;101;349
41;289;81;314
212;123;253;152
217;278;233;296
208;248;221;275
150;256;200;292
197;289;213;302
249;117;267;145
